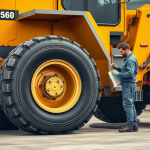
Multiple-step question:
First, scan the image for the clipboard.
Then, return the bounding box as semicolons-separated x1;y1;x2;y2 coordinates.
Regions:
108;71;121;87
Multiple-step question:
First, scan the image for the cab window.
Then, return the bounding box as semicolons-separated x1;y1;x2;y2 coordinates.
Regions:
62;0;86;11
87;0;119;25
62;0;120;25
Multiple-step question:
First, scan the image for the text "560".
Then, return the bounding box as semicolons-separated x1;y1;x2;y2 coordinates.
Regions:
0;10;16;20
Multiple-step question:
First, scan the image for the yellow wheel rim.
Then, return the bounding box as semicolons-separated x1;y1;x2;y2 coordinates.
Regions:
31;60;81;113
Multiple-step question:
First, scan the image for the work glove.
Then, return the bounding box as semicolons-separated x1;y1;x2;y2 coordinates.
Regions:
111;63;118;70
112;70;119;76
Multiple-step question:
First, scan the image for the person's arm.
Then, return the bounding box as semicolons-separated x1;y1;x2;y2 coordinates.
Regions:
116;67;122;72
111;63;122;72
118;60;135;78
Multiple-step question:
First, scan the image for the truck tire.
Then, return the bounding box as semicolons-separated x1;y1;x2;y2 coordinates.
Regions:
94;96;146;123
142;85;150;104
0;110;19;130
0;36;101;134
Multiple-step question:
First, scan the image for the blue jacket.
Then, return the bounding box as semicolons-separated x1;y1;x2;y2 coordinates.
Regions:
117;53;138;82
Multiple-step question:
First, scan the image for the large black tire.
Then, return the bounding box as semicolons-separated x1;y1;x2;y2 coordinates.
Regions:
0;110;19;130
0;36;101;134
142;85;150;104
94;96;146;123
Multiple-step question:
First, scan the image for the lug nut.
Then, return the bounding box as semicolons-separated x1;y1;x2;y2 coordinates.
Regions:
44;76;47;79
49;80;52;83
56;92;59;95
48;88;50;91
58;80;60;83
61;85;64;88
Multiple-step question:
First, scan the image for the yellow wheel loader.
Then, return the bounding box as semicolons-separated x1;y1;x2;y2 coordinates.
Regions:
0;0;150;134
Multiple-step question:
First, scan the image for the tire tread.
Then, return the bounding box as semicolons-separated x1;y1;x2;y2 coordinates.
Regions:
0;36;101;134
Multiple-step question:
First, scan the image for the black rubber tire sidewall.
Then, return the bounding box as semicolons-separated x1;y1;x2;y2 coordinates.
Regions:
0;110;19;130
11;40;99;133
94;96;146;123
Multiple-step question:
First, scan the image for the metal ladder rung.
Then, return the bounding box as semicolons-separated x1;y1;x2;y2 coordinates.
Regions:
113;55;123;58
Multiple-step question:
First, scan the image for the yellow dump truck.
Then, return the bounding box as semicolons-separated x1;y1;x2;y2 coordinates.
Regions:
0;0;150;134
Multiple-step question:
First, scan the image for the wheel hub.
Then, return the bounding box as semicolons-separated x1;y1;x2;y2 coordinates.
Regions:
31;59;81;113
44;75;64;99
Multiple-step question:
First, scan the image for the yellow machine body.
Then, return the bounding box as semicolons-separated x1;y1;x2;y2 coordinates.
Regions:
0;0;150;98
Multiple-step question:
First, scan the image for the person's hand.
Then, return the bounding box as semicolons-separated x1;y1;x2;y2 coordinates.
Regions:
112;70;119;76
111;63;118;70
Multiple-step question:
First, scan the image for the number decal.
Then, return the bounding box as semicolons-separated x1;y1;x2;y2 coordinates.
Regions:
10;12;15;19
1;11;5;18
0;10;17;20
5;12;10;18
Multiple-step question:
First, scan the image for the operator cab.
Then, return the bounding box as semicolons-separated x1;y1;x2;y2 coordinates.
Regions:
62;0;120;26
62;0;150;25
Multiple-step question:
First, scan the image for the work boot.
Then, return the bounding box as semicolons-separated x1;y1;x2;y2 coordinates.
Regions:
133;126;138;132
118;127;133;133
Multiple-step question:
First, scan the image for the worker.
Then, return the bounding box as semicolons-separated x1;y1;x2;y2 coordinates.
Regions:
111;42;138;132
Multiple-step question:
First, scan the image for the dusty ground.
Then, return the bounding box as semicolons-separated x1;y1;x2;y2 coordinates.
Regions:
0;106;150;150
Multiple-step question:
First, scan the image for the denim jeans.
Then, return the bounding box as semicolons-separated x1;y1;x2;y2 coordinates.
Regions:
122;82;137;127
